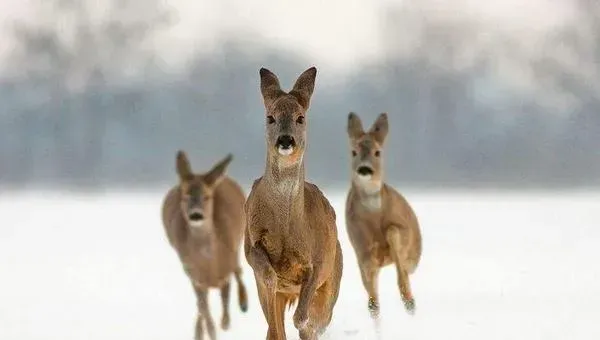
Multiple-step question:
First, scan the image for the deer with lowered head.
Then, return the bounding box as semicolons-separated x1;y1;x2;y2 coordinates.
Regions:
345;112;422;318
244;67;343;340
161;151;248;340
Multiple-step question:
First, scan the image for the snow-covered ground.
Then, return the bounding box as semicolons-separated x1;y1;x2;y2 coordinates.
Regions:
1;189;599;340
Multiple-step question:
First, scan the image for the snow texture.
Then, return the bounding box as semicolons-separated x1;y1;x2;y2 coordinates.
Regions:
1;190;599;339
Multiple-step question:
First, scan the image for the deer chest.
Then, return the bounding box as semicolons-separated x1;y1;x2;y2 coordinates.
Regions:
261;233;310;286
180;245;231;288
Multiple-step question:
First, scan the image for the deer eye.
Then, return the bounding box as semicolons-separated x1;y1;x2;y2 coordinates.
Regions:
296;116;305;124
267;115;275;124
374;150;381;157
352;150;357;157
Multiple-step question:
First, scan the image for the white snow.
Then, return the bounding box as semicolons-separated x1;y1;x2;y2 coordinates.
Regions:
1;189;599;339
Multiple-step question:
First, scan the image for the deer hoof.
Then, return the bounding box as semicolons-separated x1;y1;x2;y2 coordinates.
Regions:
221;314;230;330
368;297;380;319
403;297;416;315
293;311;309;330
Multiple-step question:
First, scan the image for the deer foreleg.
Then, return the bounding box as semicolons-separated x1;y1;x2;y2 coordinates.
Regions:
293;266;318;331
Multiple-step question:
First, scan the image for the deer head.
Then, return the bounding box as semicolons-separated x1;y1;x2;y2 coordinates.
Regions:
176;151;233;231
259;67;317;168
347;112;389;192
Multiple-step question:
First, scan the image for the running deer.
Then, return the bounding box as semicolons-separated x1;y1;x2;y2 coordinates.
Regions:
161;151;248;340
244;67;343;340
345;112;422;318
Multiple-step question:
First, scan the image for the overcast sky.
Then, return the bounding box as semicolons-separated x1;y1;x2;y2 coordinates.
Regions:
0;0;578;76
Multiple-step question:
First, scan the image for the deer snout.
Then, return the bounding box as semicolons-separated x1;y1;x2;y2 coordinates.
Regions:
356;166;374;178
189;212;204;221
276;135;296;155
187;210;205;227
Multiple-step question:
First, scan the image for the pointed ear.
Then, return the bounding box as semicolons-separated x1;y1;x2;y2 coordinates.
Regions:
260;68;284;109
205;153;233;187
290;66;317;109
368;113;389;144
176;150;193;181
347;112;365;140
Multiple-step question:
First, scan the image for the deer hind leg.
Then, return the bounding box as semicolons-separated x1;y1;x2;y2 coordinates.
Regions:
195;286;217;340
219;280;231;330
326;241;343;325
234;267;248;312
385;226;416;315
317;241;343;333
359;255;381;319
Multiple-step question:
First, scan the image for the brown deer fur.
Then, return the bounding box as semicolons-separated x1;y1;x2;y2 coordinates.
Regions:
161;151;248;340
345;112;422;318
244;67;343;340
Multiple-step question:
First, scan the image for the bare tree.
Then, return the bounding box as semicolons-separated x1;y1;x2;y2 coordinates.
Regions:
7;0;173;184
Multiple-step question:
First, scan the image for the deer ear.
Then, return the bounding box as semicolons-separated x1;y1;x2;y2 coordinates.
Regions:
369;113;389;145
259;68;284;109
347;112;365;140
205;153;233;187
290;66;317;109
176;150;193;181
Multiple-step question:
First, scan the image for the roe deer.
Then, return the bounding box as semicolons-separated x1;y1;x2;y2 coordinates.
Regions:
345;112;422;318
161;151;248;340
244;67;343;340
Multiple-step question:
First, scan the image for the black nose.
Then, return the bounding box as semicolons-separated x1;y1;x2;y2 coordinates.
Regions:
189;212;204;221
276;135;296;149
357;166;374;176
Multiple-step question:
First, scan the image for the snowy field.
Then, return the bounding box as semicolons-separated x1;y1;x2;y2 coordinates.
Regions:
1;189;599;340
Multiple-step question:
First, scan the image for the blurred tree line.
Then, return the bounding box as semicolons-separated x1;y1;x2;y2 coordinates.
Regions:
0;0;598;190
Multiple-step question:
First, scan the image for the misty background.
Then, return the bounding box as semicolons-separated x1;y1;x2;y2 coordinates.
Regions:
1;0;599;191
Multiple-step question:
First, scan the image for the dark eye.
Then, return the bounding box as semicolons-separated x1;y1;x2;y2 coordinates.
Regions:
267;115;275;124
374;150;381;157
296;116;305;124
352;150;357;157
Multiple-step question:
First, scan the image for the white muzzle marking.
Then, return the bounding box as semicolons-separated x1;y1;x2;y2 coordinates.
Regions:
278;146;294;156
357;173;373;181
188;220;205;228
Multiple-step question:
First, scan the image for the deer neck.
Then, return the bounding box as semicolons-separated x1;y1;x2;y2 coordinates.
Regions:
186;226;217;258
352;177;383;211
263;153;305;231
